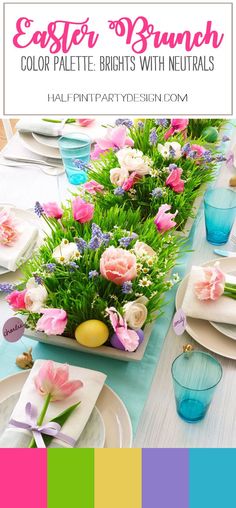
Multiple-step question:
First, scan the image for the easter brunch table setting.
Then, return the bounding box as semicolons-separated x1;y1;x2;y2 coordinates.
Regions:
0;117;236;448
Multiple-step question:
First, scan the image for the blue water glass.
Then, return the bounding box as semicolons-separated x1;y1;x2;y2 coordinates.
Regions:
204;188;236;245
171;351;222;423
58;132;91;185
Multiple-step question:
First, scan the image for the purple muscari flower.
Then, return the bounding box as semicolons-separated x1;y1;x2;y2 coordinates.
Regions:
69;261;78;271
137;121;144;129
202;150;213;163
102;233;111;246
34;201;44;217
155;119;169;128
89;270;99;279
181;143;191;155
114;186;125;196
169;163;177;171
88;236;102;250
0;283;17;294
44;263;56;273
151;187;163;198
188;150;197;159
33;274;43;285
222;135;230;142
119;233;138;248
122;281;133;294
75;238;87;253
149;128;158;145
169;148;176;158
115;118;133;129
215;154;227;162
73;159;87;171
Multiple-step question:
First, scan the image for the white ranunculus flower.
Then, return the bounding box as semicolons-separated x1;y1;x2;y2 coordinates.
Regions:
117;147;152;176
25;278;48;313
52;241;80;264
123;298;148;330
110;166;129;187
158;142;182;160
134;241;156;258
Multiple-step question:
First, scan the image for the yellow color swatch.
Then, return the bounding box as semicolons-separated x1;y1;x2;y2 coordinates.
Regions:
94;449;142;508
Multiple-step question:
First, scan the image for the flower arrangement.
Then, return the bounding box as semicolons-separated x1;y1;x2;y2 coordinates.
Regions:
87;119;226;229
6;198;182;353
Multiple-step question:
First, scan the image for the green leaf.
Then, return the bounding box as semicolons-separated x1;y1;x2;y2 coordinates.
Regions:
31;401;81;448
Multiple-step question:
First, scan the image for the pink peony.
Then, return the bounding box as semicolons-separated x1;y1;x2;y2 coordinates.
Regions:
194;265;225;301
34;360;83;401
6;289;27;310
164;119;189;140
91;126;134;160
76;118;95;127
165;168;185;193
122;172;140;191
100;246;137;285
83;180;104;195
36;308;68;336
72;197;94;223
43;202;63;219
0;208;19;246
154;204;178;232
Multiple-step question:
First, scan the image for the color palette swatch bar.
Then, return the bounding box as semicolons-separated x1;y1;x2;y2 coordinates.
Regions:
0;448;236;508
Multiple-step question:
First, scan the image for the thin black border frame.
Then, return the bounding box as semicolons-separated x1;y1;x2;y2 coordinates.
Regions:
2;2;234;117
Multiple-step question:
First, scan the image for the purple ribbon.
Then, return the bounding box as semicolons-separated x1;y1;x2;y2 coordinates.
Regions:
9;402;76;448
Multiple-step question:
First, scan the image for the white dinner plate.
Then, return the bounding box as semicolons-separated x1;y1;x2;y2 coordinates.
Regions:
0;392;105;448
32;133;60;149
176;257;236;360
19;132;61;159
0;371;133;448
0;206;42;275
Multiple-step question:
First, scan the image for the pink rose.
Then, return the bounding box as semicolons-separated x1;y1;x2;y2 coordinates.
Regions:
194;265;225;301
72;197;94;223
154;204;178;232
122;172;140;191
166;168;185;193
36;308;68;335
83;180;104;195
164;119;189;140
91;126;134;160
0;208;19;246
76;118;95;127
6;289;27;310
43;202;63;219
100;246;137;285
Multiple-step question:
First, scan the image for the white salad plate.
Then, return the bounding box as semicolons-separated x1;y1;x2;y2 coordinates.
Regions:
210;322;236;341
0;371;133;448
19;132;61;159
0;206;41;276
176;257;236;360
32;133;60;149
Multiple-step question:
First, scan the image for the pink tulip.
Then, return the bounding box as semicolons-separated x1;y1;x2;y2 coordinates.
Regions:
43;202;63;219
122;172;140;191
164;119;189;140
194;265;225;301
36;308;68;335
100;247;137;285
165;168;185;193
6;289;27;310
154;204;178;232
34;360;83;401
76;118;95;127
83;180;104;195
189;144;205;158
91;126;134;160
0;208;19;246
72;197;94;223
106;307;140;352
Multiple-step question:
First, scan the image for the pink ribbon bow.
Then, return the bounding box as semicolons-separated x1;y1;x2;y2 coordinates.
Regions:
9;402;76;448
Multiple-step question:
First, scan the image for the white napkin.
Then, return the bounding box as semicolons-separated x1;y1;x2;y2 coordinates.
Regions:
0;215;38;271
0;360;106;448
182;266;236;324
16;118;63;137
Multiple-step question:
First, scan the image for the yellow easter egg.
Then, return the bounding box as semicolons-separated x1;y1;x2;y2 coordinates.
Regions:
75;320;109;348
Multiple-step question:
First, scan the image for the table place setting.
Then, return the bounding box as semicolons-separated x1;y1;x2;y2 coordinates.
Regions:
1;117;236;448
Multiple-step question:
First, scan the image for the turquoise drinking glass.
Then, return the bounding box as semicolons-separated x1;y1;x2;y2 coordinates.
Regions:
171;351;222;423
204;188;236;245
58;132;91;185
